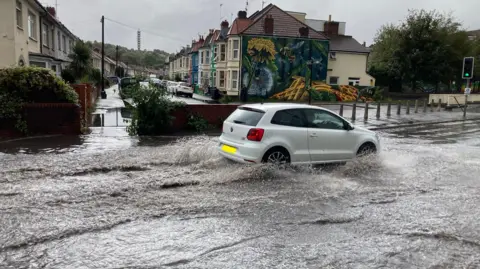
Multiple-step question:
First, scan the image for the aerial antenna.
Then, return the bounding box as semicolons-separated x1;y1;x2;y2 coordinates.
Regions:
262;0;266;9
245;0;249;13
220;3;223;21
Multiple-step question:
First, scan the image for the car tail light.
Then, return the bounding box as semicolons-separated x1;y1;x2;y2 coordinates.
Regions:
247;128;264;141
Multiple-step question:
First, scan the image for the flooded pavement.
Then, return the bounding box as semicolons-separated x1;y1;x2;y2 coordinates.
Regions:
2;121;480;268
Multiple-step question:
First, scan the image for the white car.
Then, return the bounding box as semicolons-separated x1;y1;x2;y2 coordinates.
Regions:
166;81;180;94
175;82;193;98
218;103;380;165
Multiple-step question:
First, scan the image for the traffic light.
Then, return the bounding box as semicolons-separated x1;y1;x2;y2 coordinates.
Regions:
462;57;475;79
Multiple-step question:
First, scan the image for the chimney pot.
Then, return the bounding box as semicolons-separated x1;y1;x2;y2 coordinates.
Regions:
238;11;247;19
328;14;332;22
46;6;56;17
221;20;229;28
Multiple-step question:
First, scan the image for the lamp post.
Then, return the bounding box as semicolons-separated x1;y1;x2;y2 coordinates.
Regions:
306;58;320;105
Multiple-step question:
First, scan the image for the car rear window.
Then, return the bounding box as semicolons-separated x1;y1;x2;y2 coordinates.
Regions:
226;107;265;126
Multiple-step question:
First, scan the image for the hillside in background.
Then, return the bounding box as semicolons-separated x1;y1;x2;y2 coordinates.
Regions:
86;41;172;69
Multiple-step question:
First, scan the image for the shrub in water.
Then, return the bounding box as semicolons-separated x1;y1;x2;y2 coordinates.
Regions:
127;85;184;135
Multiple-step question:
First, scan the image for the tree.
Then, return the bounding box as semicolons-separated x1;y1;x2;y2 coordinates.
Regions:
68;40;92;79
370;9;477;92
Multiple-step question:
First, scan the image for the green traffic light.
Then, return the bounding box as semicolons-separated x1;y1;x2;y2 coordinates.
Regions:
465;73;470;77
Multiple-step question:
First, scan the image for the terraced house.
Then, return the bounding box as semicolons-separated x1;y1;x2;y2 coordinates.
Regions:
0;1;77;73
168;4;375;99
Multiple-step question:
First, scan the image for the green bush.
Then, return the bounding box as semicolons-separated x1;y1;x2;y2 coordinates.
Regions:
0;66;79;133
127;85;184;135
61;68;76;84
0;67;78;104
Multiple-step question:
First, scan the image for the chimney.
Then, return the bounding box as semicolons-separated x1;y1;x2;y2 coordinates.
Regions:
362;41;366;47
264;15;274;34
324;15;339;36
238;11;247;19
299;27;309;37
209;29;214;35
221;20;229;28
93;47;100;53
46;6;56;18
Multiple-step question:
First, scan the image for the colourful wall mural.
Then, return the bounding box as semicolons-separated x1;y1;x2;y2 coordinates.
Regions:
241;36;329;100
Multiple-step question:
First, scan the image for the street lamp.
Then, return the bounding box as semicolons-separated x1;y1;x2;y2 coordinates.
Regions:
306;58;320;105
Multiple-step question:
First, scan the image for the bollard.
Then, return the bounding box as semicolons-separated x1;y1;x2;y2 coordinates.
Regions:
414;100;419;113
423;99;427;113
364;103;369;120
406;101;410;114
437;99;442;112
101;114;105;127
387;103;391;116
116;108;119;127
352;103;356;121
431;99;434;112
397;103;401;115
339;104;344;116
376;103;381;118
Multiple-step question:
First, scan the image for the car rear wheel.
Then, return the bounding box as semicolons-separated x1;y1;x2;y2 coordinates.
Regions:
356;143;377;157
262;147;290;164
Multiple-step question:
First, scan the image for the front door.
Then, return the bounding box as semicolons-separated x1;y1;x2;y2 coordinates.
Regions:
304;109;356;162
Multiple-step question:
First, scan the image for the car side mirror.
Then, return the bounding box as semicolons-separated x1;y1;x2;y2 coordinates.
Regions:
344;122;354;131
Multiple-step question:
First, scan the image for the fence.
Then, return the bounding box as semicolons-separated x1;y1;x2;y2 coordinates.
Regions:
0;103;82;137
337;99;454;121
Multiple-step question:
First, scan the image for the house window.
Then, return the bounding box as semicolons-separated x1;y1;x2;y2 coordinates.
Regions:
220;44;226;61
62;35;66;52
219;71;225;87
233;40;239;59
329;76;339;85
42;23;48;46
57;31;61;50
16;1;23;28
231;70;238;89
212;71;217;87
28;11;37;39
214;46;218;61
200;51;204;64
30;61;46;68
348;77;360;86
329;52;337;60
51;28;55;49
69;40;73;52
206;50;210;64
51;65;57;73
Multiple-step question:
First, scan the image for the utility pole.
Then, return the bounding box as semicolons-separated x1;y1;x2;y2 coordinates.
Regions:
101;15;106;99
115;45;119;75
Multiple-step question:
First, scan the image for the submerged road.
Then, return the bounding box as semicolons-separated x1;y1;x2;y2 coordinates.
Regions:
1;120;480;268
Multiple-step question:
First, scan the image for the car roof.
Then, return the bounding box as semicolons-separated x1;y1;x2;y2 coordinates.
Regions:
240;103;324;111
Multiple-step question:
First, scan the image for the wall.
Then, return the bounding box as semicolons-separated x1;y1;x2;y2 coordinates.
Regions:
0;103;82;137
171;104;238;132
241;35;329;99
327;52;374;86
0;0;15;68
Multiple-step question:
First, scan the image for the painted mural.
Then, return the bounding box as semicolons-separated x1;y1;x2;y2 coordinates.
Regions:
241;36;374;102
241;36;331;100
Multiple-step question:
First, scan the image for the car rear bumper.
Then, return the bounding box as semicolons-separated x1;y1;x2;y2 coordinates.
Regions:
217;137;265;164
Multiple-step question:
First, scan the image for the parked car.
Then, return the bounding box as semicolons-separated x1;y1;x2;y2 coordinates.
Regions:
217;103;380;165
166;81;180;94
119;77;139;91
175;82;193;98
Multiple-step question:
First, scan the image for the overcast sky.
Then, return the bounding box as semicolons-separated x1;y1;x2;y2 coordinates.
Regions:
43;0;479;53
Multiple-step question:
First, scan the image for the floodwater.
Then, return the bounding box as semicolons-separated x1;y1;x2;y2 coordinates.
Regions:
1;121;480;268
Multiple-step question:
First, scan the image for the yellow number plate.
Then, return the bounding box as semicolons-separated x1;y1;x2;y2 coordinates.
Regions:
221;144;237;154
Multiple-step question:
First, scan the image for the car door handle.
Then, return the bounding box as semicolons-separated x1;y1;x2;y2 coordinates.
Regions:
310;134;318;137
